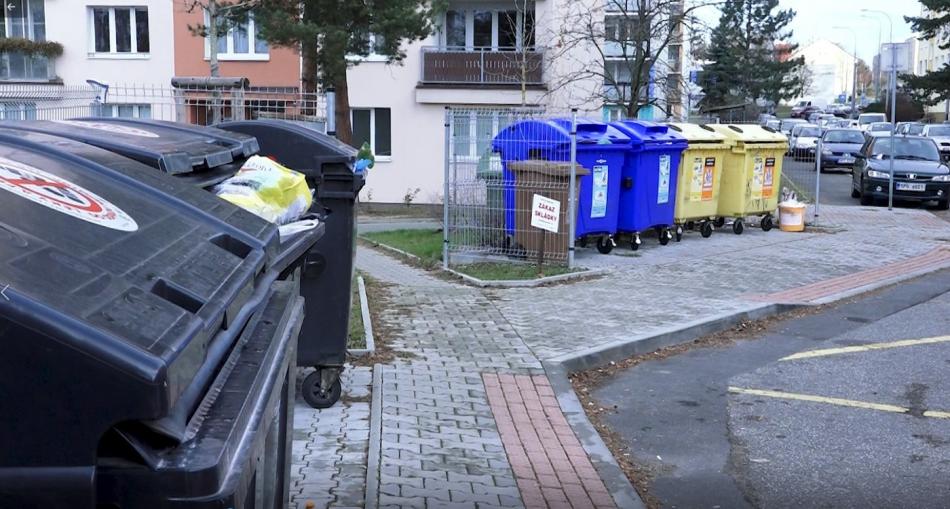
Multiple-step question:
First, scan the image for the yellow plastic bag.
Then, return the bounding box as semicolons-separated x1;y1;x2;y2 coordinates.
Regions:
213;155;313;225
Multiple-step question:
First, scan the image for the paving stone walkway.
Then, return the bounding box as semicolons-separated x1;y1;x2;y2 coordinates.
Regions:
293;204;950;509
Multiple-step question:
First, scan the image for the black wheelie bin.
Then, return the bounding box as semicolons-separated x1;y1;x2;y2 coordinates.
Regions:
9;118;364;409
0;126;322;507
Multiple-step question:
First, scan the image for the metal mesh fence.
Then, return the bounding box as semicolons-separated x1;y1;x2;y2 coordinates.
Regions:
444;106;579;271
0;83;327;130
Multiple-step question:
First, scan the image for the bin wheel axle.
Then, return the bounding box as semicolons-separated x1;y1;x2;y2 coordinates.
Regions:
713;217;726;228
302;368;342;409
596;236;614;255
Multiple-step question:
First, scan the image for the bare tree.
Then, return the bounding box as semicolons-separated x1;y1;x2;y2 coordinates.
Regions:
184;1;258;77
550;0;713;119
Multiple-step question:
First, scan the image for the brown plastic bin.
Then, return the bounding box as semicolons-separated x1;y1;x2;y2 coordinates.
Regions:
508;160;590;257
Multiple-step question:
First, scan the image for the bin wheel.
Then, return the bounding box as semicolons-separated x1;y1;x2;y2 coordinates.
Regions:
701;222;713;238
675;227;683;243
630;238;640;251
578;237;589;248
302;370;342;409
760;215;774;232
658;228;671;246
713;217;726;228
733;220;744;235
596;236;614;254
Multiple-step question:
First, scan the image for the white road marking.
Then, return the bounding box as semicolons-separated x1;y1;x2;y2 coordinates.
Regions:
727;386;950;420
780;335;950;361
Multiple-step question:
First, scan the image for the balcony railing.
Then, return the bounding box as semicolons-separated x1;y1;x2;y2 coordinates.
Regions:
420;47;544;86
0;51;57;82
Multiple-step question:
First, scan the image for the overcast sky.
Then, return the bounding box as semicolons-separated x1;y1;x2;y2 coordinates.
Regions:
696;0;922;64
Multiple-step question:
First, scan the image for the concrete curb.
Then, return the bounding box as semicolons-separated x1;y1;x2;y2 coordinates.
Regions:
549;303;800;373
348;275;376;357
542;302;800;509
444;267;608;288
809;260;950;305
543;361;646;509
364;364;383;509
359;237;422;262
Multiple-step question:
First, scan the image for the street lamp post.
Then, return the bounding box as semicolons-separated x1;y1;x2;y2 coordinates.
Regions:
861;14;885;108
862;9;895;211
832;26;858;120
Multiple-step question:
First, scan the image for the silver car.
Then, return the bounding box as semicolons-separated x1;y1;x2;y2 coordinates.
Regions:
922;124;950;160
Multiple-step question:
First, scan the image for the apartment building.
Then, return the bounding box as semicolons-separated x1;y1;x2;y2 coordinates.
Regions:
791;39;857;105
915;7;950;121
348;0;685;205
0;0;174;118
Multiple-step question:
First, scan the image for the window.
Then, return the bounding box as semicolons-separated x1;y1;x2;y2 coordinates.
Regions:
207;13;269;60
96;103;151;119
451;111;513;159
442;6;535;50
89;7;149;56
1;0;45;40
352;108;392;158
0;102;37;120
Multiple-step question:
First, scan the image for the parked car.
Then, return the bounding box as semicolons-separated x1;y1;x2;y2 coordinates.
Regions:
758;113;777;126
897;122;926;136
803;107;824;122
765;119;782;131
790;124;821;160
921;124;950;161
791;100;811;118
819;129;865;172
780;118;808;136
851;136;950;209
815;114;838;127
858;112;887;130
866;122;895;138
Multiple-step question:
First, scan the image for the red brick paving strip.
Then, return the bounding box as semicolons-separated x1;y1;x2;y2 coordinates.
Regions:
483;373;616;509
751;246;950;304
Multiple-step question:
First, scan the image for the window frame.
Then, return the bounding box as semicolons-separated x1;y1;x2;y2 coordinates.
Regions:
97;103;152;119
88;6;150;59
351;108;392;161
450;110;513;161
1;0;46;41
203;12;270;62
441;5;535;51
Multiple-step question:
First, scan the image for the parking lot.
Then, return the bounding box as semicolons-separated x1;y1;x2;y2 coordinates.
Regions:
591;269;950;508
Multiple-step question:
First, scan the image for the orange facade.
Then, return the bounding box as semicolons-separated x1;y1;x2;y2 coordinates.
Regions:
172;1;301;88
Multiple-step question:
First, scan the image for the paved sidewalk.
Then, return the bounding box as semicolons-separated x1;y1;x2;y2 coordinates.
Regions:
295;205;950;508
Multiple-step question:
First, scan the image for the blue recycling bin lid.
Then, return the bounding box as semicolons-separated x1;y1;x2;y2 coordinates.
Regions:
493;118;633;161
611;120;687;152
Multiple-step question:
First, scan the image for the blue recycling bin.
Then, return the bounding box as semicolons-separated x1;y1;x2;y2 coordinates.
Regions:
610;120;688;248
492;119;631;253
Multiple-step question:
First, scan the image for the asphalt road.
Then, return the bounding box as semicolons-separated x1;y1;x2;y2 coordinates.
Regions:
593;270;950;508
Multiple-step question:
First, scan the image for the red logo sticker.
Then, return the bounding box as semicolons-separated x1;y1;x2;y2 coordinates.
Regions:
0;156;138;232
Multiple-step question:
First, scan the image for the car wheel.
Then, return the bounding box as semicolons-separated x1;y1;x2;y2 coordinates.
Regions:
938;199;949;211
860;192;873;206
851;188;860;199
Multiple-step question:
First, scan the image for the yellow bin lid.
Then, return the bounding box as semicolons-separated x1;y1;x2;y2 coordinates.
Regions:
667;123;732;145
707;124;787;144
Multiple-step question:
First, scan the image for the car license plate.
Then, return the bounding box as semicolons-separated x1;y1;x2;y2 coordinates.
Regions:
839;157;855;164
896;182;926;192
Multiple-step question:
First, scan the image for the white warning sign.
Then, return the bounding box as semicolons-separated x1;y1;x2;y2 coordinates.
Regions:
0;156;139;232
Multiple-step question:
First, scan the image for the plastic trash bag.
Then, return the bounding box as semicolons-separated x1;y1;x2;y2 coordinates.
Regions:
213;155;313;225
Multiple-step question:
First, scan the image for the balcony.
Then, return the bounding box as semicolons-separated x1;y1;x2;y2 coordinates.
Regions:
420;47;544;87
0;51;58;82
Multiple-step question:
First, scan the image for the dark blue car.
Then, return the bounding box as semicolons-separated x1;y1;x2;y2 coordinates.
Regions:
819;129;865;172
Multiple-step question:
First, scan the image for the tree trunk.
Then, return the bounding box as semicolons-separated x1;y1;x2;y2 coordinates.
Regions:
208;1;220;78
334;75;353;145
301;43;319;116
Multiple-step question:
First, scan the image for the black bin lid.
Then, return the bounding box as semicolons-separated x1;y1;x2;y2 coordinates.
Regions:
0;127;288;448
4;118;260;179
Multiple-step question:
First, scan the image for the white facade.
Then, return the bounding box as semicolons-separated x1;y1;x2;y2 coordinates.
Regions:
46;0;174;87
916;8;950;120
349;0;683;204
792;39;856;105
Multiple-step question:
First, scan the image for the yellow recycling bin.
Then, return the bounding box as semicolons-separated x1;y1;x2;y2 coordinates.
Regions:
707;124;788;234
667;123;732;239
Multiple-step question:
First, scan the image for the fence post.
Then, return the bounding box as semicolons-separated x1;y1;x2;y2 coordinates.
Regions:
568;109;578;269
814;137;821;225
443;107;451;271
